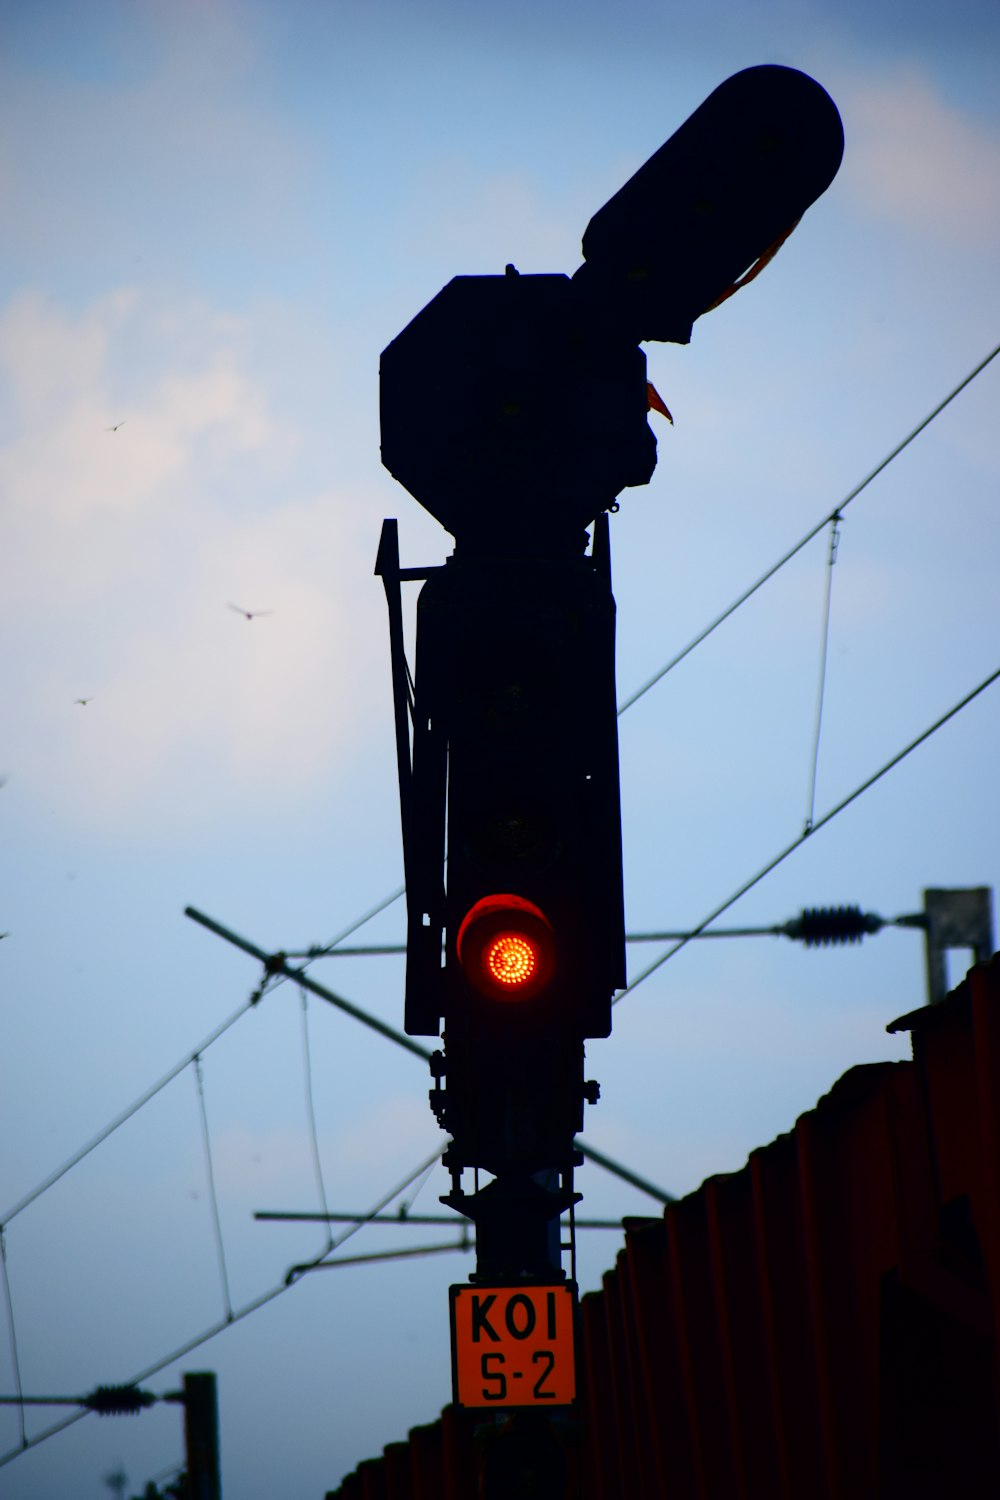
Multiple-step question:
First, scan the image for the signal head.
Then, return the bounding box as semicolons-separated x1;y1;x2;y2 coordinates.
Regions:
456;894;556;1003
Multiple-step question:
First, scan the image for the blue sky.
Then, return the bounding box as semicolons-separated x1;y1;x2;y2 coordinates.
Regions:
2;1;999;1494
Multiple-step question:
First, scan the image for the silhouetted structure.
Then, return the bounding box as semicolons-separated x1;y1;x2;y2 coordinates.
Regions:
378;69;846;1378
327;952;1000;1497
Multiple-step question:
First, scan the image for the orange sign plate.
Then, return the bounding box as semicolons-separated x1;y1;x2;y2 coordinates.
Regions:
450;1282;577;1408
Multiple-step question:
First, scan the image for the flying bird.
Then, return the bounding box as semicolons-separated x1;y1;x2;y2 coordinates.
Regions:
104;421;126;432
74;697;93;706
227;603;273;620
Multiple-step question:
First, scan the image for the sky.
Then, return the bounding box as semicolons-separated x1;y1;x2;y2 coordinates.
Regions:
1;0;999;1493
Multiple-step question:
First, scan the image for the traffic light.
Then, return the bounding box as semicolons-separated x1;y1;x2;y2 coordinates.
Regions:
430;557;622;1034
400;544;623;1174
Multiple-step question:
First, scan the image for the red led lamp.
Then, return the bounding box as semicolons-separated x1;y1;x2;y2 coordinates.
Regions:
456;894;556;1002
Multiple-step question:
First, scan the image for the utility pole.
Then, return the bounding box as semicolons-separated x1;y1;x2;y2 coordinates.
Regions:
378;64;843;1493
922;886;995;1004
0;1373;220;1500
179;1372;221;1500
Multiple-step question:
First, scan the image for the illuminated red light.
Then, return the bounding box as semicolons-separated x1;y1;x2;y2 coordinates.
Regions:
457;895;555;1001
486;933;538;988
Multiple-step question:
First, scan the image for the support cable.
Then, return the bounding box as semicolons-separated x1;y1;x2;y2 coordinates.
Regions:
8;357;991;1466
0;996;258;1229
266;886;407;972
193;1056;232;1324
617;662;1000;1001
275;342;1000;981
0;1143;450;1470
253;1210;630;1228
184;909;675;1203
5;901;672;1260
284;1143;447;1285
0;1230;25;1449
302;1239;470;1270
298;988;334;1257
397;1155;438;1219
216;345;1000;990
804;512;842;833
617;341;1000;716
183;908;432;1062
282;906;915;955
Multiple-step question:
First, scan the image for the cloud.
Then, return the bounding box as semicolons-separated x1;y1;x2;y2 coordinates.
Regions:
842;66;1000;248
0;286;383;838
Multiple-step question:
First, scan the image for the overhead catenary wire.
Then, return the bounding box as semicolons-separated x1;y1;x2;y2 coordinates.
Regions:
295;345;999;997
0;1021;673;1466
193;1055;232;1324
804;511;842;833
314;884;406;961
183;908;677;1204
0;994;260;1229
616;661;1000;1001
616;341;1000;716
2;895;674;1289
216;339;1000;1012
0;1230;25;1450
282;905;914;956
253;1210;633;1228
4;354;993;1195
282;339;1000;977
0;1384;158;1413
298;987;335;1258
0;1143;449;1470
301;1239;471;1270
183;907;432;1063
284;1141;449;1285
2;346;994;1474
397;1154;440;1220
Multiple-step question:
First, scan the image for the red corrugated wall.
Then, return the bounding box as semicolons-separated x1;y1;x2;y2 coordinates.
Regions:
327;954;1000;1498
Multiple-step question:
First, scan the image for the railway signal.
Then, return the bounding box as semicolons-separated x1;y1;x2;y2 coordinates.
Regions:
378;60;843;1394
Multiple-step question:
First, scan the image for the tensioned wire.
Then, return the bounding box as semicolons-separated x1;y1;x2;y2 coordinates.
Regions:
0;1231;25;1449
0;344;995;1467
290;339;1000;971
803;512;842;834
616;662;1000;1000
616;340;999;716
7;340;990;1233
193;1054;233;1324
1;647;994;1468
5;661;995;1464
298;986;335;1258
1;342;994;1245
0;996;259;1229
0;1143;446;1469
242;341;1000;985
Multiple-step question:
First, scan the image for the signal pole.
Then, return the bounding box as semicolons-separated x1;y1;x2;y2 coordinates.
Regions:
378;63;843;1491
179;1372;221;1500
921;887;995;1004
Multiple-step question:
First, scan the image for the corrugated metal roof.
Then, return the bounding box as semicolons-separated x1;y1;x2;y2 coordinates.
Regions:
327;955;1000;1497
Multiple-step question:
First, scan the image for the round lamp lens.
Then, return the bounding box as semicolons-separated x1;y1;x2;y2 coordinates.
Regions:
485;933;538;990
456;894;556;1002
